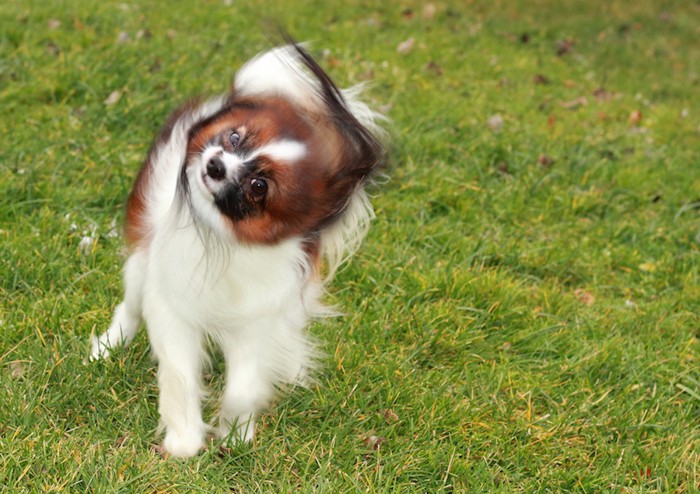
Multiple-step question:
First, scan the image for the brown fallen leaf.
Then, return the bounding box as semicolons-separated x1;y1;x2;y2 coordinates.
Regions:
496;161;511;176
424;60;442;76
574;289;595;306
560;96;588;110
533;74;550;85
628;110;643;126
487;114;504;132
364;435;386;450
45;42;60;57
10;361;24;379
538;154;555;167
556;38;574;56
116;31;130;44
218;444;233;458
47;19;61;30
592;87;612;101
104;90;122;106
150;443;168;458
396;37;415;54
383;409;399;422
423;4;437;20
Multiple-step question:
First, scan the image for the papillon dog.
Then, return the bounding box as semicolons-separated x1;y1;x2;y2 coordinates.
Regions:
90;44;386;457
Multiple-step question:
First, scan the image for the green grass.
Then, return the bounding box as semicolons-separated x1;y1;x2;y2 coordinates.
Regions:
1;0;699;492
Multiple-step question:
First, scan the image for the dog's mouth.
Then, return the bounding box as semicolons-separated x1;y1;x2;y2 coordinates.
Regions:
192;148;256;220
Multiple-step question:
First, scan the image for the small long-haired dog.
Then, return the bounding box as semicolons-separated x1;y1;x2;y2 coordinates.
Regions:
91;44;386;457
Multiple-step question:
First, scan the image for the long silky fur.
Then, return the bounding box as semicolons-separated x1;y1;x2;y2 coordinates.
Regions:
234;42;386;280
92;42;387;458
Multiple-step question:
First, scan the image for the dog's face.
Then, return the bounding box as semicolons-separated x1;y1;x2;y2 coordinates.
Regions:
182;96;329;244
181;79;382;247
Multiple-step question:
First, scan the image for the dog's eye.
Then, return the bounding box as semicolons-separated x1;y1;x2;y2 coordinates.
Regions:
250;178;267;196
229;131;240;147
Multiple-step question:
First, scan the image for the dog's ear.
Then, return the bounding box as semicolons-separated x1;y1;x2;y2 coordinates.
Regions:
289;43;385;229
232;41;386;237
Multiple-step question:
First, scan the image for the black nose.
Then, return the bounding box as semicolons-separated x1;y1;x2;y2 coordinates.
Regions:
206;156;226;180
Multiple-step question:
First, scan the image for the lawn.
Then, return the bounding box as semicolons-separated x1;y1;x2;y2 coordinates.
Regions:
1;0;698;492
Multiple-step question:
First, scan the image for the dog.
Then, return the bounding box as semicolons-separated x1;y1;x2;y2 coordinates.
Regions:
90;44;386;457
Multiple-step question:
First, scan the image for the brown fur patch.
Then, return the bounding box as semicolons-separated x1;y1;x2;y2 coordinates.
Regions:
125;100;202;248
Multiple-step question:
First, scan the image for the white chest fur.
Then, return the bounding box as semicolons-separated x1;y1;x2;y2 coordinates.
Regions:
146;214;313;334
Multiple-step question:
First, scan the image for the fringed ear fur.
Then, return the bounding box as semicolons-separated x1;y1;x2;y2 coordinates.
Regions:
233;41;388;281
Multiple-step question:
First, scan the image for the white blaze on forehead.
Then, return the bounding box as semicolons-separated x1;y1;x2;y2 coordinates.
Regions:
254;140;307;163
201;145;224;165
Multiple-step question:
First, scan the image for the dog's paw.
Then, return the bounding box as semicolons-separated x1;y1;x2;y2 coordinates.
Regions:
89;334;111;361
217;417;256;446
162;429;205;458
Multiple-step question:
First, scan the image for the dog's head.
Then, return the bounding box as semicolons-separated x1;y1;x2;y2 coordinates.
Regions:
180;45;385;245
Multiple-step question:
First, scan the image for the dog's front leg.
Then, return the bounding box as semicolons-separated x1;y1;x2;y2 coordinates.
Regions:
91;251;146;360
217;336;273;445
146;303;207;458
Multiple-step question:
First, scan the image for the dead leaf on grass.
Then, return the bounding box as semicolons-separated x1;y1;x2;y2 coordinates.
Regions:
218;444;233;458
104;90;122;106
496;161;511;176
383;409;399;422
364;435;386;450
574;289;595;306
487;114;504;132
628;110;643;126
592;87;613;101
538;154;555;167
533;73;550;85
10;361;24;379
116;31;130;44
45;42;60;57
397;37;415;54
114;435;128;448
560;96;588;110
556;38;574;56
150;443;167;458
424;60;443;76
